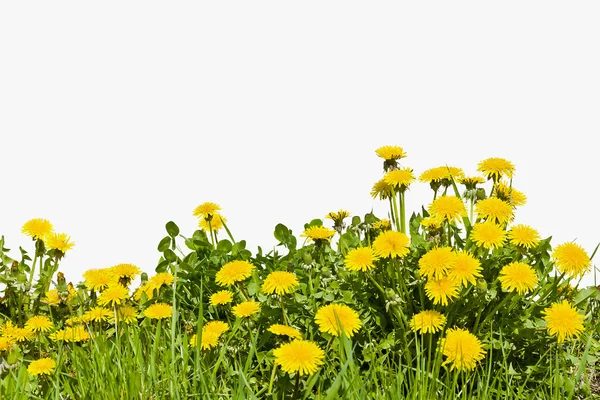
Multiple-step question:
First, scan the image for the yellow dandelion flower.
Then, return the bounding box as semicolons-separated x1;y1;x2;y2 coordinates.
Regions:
0;321;18;338
419;166;464;184
83;269;119;292
429;196;467;224
203;321;230;337
477;157;515;181
421;215;444;229
193;202;221;218
441;328;486;371
370;178;393;200
344;247;379;272
418;247;456;279
232;300;261;318
475;198;514;224
301;226;336;242
44;232;74;254
110;263;141;279
200;331;220;350
372;219;391;230
459;176;485;189
508;224;541;249
43;289;61;306
28;358;56;376
84;307;113;323
116;305;138;324
315;303;361;337
499;262;538;294
21;218;53;240
410;310;446;334
495;182;527;207
10;328;35;342
470;221;506;249
448;251;482;286
210;290;234;306
144;303;173;320
425;277;459;306
375;145;407;161
325;210;350;224
268;324;302;340
215;260;255;287
97;284;129;307
274;339;325;376
51;325;90;342
543;300;585;343
0;336;14;352
552;242;591;279
372;231;410;259
134;282;155;301
262;271;299;295
25;316;54;333
199;213;227;232
148;272;174;290
383;168;415;191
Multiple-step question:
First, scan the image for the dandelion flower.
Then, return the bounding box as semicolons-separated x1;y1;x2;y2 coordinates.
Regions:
199;214;227;232
301;226;336;242
508;225;541;249
97;284;129;307
376;145;407;161
144;303;173;320
383;168;415;191
84;307;113;323
0;321;18;338
325;210;350;225
210;290;234;306
419;166;464;184
418;247;456;279
28;358;56;376
0;337;14;352
428;196;467;224
370;179;393;200
110;263;141;279
11;328;35;342
495;182;527;207
470;221;506;249
25;316;54;333
193;202;221;218
203;321;230;337
552;242;591;279
315;304;361;337
372;231;410;258
262;271;299;295
51;326;90;342
543;300;585;343
134;282;155;301
448;251;482;286
421;216;444;229
268;324;302;340
372;219;391;230
441;328;486;371
148;272;175;290
215;260;255;287
190;331;220;350
498;262;538;294
274;339;325;376
344;247;379;272
410;310;446;334
232;301;260;318
21;218;53;240
83;269;119;292
475;198;514;224
116;305;138;324
459;176;485;189
477;157;515;181
425;277;459;306
45;232;75;254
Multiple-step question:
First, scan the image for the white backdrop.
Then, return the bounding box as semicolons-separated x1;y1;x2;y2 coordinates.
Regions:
1;2;598;287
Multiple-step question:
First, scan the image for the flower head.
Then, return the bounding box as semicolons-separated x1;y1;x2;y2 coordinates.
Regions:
97;284;129;307
508;225;541;249
268;324;302;340
325;210;350;225
370;179;393;200
441;328;486;371
144;303;173;320
190;331;220;350
383;168;415;191
210;290;234;306
110;263;141;280
447;251;482;286
475;198;514;224
372;219;391;230
203;321;230;337
215;260;255;286
543;300;585;343
372;231;410;259
410;310;446;334
315;303;361;337
232;301;260;318
0;337;14;352
418;247;455;279
28;358;56;376
301;226;336;242
477;157;515;181
116;305;138;324
193;202;221;218
45;232;75;254
344;247;379;272
428;196;467;224
375;145;407;161
425;277;459;306
459;176;485;189
495;182;527;207
25;316;54;333
83;268;119;292
21;218;53;240
552;242;591;279
148;272;174;290
498;262;538;294
199;214;227;232
262;271;299;295
421;215;444;229
274;339;325;376
84;307;113;323
470;221;506;250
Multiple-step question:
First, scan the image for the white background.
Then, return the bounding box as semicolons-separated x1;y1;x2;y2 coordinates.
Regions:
1;2;598;287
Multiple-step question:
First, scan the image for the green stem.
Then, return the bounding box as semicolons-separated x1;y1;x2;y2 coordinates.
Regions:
280;296;288;326
292;373;300;400
237;282;250;301
391;188;401;232
399;191;406;234
28;253;39;289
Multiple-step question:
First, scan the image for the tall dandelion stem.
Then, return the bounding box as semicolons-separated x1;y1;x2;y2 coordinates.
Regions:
27;254;39;290
267;363;277;395
391;188;401;232
292;373;300;400
237;282;250;301
399;191;406;234
280;296;288;326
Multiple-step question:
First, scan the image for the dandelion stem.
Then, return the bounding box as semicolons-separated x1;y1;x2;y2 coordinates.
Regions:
399;191;406;234
292;373;300;400
280;296;288;326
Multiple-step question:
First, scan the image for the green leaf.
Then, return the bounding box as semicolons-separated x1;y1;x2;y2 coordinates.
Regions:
166;221;179;237
274;223;290;243
217;239;233;253
157;236;171;252
164;249;177;263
